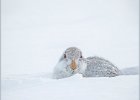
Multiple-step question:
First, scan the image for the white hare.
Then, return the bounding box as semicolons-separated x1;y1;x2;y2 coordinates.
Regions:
53;47;120;79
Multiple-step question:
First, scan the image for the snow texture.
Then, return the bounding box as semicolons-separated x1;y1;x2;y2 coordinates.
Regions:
2;74;139;100
121;67;139;75
1;0;139;100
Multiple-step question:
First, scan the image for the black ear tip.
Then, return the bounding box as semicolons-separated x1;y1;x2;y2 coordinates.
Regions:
80;55;83;58
64;54;66;58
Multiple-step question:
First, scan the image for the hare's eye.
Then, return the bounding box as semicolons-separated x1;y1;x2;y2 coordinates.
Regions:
80;55;83;58
64;54;66;58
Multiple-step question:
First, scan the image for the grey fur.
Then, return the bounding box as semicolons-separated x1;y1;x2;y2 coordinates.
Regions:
79;56;121;77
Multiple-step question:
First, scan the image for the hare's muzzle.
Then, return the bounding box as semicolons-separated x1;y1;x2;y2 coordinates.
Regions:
70;59;77;70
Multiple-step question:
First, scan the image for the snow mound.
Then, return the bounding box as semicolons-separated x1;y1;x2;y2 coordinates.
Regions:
121;67;139;75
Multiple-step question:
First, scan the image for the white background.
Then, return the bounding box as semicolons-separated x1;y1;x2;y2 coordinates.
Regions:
1;0;139;77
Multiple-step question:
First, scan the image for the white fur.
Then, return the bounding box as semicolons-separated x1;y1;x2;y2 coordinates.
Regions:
53;60;74;79
78;59;87;74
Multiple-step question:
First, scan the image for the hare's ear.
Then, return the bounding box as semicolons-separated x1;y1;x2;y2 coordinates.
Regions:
64;54;66;58
80;51;83;58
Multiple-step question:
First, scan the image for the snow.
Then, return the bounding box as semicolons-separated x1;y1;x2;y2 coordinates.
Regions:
2;74;139;100
1;0;139;100
121;67;139;75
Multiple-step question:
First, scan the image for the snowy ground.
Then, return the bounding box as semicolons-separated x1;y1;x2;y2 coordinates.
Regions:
2;74;139;100
1;0;139;100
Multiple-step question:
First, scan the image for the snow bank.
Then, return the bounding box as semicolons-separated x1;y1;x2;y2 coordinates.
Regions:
2;74;139;100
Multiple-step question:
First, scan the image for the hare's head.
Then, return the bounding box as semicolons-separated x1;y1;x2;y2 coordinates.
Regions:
62;47;83;70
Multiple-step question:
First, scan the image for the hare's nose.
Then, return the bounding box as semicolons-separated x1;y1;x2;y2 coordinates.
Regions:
70;59;77;70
